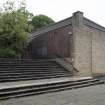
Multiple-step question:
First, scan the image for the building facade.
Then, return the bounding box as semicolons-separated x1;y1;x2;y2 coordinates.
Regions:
26;11;105;77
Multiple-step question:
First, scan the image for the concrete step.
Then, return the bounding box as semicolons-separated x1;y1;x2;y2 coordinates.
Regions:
0;59;55;63
0;78;98;93
0;62;57;65
0;73;71;78
0;71;69;77
0;65;57;68
0;61;56;64
0;78;103;100
0;69;69;73
0;66;60;71
0;65;58;68
0;70;70;74
0;68;69;72
0;71;70;75
0;72;71;76
0;74;71;82
0;67;64;70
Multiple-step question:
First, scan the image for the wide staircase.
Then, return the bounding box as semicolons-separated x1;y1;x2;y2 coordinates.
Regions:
0;59;104;100
0;59;72;82
0;78;104;100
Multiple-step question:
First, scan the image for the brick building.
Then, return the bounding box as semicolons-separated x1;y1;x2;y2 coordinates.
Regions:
26;11;105;77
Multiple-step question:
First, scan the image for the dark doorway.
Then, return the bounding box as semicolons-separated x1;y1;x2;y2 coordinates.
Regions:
32;46;48;59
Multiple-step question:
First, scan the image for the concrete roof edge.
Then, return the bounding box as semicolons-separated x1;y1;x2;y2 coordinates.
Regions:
84;17;105;31
29;17;72;39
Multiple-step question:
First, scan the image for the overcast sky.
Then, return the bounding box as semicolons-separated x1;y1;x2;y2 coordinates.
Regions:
26;0;105;27
0;0;105;27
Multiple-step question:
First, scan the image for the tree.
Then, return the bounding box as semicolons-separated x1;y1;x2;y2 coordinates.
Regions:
31;15;55;31
0;0;33;58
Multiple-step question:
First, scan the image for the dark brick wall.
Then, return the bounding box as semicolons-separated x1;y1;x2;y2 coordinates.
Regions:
26;25;73;59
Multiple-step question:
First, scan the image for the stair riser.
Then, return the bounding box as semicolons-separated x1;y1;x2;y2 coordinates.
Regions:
0;74;71;79
0;81;103;100
0;61;56;64
0;74;71;80
0;63;55;65
0;71;67;74
0;72;71;77
0;71;70;75
0;78;97;92
0;69;65;72
0;68;62;71
0;75;71;82
0;66;58;68
0;79;99;94
0;62;57;65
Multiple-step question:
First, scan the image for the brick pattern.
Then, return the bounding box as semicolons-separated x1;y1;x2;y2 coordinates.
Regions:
26;25;73;59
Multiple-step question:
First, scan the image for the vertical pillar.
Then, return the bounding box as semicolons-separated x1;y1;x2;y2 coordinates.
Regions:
72;11;83;27
72;11;92;77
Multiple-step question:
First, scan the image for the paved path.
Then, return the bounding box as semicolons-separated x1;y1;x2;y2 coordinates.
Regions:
0;84;105;105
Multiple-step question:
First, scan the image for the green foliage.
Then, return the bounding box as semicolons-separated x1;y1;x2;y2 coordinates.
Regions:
0;48;17;58
31;14;55;31
0;0;33;58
